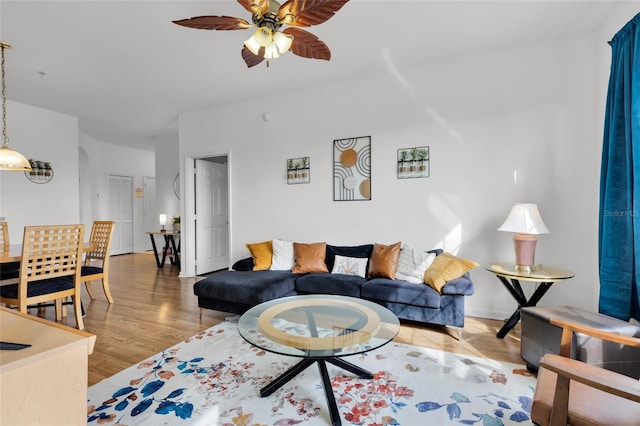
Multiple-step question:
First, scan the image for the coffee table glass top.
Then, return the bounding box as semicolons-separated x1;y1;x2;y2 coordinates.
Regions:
238;295;400;358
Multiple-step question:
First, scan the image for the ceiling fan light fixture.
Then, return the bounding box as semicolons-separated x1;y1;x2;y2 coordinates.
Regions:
264;43;281;59
273;31;293;54
244;36;262;56
253;26;274;47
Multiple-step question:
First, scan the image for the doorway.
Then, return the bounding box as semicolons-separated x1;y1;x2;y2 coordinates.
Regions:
191;156;229;275
108;174;134;255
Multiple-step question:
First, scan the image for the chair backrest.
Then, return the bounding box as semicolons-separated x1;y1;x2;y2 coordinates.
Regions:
20;224;85;284
85;221;115;267
0;221;9;253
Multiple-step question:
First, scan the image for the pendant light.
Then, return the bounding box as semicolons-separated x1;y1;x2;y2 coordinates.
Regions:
0;42;31;172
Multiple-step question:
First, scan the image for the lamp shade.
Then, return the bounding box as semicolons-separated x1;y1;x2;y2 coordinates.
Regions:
0;145;32;171
498;203;549;234
159;214;167;226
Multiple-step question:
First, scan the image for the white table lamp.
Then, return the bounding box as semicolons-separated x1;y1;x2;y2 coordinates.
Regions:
498;203;549;272
159;214;167;232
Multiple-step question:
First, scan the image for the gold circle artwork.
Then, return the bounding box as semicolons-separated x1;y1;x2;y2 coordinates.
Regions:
359;179;371;199
340;149;358;168
258;298;381;350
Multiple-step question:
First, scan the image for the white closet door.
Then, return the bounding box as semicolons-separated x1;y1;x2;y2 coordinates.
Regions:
108;175;134;255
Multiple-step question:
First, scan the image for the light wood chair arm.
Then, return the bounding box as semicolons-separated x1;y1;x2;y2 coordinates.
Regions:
540;354;640;403
549;317;640;357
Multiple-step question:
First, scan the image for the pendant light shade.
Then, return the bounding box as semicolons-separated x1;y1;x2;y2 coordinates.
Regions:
0;145;31;171
0;42;32;172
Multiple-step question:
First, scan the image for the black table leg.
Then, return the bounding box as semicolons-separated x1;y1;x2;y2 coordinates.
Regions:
327;357;373;379
496;277;555;338
149;234;164;268
260;358;315;397
317;359;341;426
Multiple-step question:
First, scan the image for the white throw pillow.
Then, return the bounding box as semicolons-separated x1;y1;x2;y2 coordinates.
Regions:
331;255;368;278
270;239;295;270
395;245;436;284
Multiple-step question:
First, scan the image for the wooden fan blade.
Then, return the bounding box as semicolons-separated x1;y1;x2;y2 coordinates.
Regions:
237;0;270;17
278;0;349;27
283;27;330;60
242;46;266;68
172;16;251;30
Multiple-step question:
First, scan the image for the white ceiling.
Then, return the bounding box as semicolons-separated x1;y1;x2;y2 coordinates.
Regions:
0;1;623;151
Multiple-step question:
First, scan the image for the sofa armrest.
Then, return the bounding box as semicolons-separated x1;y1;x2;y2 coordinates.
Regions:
441;273;474;296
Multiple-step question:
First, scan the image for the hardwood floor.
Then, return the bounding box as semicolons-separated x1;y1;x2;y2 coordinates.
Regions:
27;252;525;386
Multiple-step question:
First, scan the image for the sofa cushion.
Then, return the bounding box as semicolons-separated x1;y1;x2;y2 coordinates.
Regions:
361;277;441;309
325;244;374;271
295;273;365;297
423;253;479;293
292;242;329;273
246;241;273;271
331;255;368;278
193;270;296;305
368;242;401;279
395;245;436;284
270;239;295;271
232;257;254;271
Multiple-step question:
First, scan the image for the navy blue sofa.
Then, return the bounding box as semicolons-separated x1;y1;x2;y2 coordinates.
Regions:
193;245;474;331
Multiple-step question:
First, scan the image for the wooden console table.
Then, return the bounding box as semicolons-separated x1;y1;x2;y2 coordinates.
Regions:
0;306;96;425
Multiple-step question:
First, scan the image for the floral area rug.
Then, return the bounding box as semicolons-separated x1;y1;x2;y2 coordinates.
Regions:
87;316;536;426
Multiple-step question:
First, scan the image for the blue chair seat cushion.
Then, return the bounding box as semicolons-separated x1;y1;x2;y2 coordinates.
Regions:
0;261;20;280
81;266;104;276
0;277;74;299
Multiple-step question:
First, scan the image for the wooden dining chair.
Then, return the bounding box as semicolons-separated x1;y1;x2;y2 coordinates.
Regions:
0;224;86;329
531;317;640;425
0;221;20;283
80;221;115;303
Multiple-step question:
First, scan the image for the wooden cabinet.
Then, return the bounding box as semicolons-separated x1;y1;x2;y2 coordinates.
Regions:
0;306;96;425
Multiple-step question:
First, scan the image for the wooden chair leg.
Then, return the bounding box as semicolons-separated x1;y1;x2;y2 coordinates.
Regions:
102;278;114;304
55;299;63;321
84;280;96;299
73;295;84;330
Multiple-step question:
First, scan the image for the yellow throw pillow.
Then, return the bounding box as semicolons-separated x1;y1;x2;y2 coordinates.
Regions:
246;240;273;271
367;242;402;279
423;252;479;293
292;242;329;273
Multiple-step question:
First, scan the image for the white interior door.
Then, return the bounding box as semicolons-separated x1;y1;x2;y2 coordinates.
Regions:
108;175;134;255
195;159;229;274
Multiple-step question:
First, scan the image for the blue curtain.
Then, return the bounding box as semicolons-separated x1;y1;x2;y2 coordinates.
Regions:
599;13;640;322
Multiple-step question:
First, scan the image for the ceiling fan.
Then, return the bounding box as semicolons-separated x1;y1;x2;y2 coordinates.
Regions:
173;0;350;68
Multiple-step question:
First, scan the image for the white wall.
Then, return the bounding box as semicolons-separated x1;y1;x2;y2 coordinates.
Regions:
154;133;180;222
0;101;80;243
179;23;627;319
79;132;155;252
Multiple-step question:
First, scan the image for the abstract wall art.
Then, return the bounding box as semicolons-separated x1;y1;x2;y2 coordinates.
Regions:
333;136;371;201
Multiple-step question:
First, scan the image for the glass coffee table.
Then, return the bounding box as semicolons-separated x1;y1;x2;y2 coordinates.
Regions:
238;295;400;426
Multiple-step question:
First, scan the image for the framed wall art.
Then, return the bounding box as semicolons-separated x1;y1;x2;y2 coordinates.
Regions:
333;136;371;201
287;157;310;184
397;146;429;179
